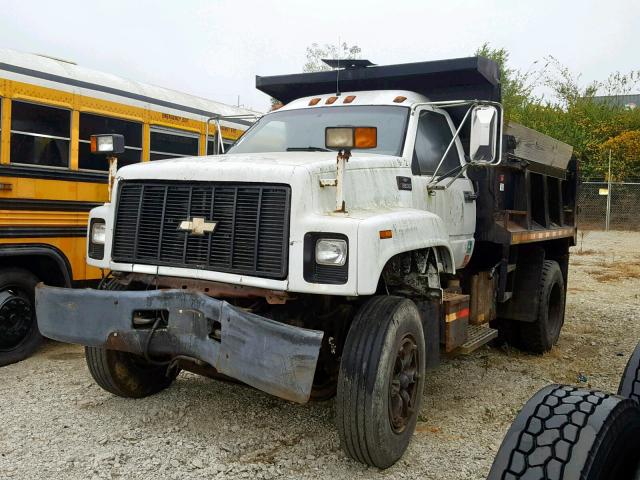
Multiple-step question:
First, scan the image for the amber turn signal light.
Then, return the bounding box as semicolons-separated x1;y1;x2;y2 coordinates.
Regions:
354;127;377;149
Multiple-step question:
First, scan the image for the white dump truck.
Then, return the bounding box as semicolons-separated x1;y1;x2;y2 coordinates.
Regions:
36;57;578;468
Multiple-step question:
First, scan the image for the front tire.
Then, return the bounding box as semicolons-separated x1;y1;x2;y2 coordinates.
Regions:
0;268;43;367
336;296;425;468
85;276;177;398
85;346;177;398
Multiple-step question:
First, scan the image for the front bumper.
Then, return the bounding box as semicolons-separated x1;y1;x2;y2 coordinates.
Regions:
35;285;323;404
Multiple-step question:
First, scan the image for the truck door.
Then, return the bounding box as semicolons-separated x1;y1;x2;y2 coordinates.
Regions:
410;108;476;268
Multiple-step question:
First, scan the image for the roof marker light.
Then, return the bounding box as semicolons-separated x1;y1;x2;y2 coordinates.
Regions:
308;98;321;106
393;96;407;103
326;96;338;105
343;95;356;104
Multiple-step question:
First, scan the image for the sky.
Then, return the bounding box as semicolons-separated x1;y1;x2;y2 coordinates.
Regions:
1;0;638;112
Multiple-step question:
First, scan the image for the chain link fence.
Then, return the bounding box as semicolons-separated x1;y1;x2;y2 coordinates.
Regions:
578;181;640;231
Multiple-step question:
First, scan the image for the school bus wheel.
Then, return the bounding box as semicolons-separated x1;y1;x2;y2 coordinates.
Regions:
0;268;43;367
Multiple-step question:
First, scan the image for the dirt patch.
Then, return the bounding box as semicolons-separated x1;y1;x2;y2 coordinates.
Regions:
45;351;85;361
589;262;640;283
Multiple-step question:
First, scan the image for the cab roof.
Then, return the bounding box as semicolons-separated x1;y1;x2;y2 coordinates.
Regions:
278;90;428;111
257;56;501;105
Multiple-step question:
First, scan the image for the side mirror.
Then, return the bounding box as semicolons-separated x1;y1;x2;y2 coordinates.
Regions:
469;106;498;163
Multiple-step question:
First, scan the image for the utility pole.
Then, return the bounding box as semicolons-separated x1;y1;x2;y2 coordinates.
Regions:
606;149;612;231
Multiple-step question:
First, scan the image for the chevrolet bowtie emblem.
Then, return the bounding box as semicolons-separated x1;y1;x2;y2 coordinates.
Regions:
178;217;217;236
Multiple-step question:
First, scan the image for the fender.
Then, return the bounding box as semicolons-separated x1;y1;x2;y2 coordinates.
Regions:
0;244;73;286
356;208;455;295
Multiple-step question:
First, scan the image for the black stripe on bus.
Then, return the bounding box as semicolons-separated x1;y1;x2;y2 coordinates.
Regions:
0;226;87;238
0;164;108;183
0;62;254;127
0;198;102;211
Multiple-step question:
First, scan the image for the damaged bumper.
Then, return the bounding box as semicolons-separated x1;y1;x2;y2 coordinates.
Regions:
35;285;323;404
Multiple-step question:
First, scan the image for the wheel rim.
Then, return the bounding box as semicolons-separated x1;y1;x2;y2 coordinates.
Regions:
0;290;34;351
388;333;420;434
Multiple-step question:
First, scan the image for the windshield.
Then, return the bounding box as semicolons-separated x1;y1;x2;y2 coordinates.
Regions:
229;105;409;156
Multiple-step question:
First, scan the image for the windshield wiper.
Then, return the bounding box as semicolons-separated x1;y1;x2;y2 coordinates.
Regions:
286;147;330;152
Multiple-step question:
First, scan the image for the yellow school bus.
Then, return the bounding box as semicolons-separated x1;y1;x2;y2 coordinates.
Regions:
0;49;255;365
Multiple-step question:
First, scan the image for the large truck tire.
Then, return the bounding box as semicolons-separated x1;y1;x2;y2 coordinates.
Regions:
516;260;565;353
85;346;178;398
618;341;640;403
0;268;43;367
335;296;426;469
85;276;178;398
487;384;640;480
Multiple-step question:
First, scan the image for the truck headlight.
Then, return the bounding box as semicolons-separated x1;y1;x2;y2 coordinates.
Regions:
316;238;347;266
88;219;106;260
304;233;349;285
91;221;106;245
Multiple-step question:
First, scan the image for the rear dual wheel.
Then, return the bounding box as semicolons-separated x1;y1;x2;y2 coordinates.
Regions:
495;260;566;354
336;296;426;469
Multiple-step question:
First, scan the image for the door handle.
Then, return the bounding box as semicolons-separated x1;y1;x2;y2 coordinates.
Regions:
464;191;477;202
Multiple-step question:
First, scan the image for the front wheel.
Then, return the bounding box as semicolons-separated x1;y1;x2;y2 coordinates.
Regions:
336;296;425;469
85;276;177;398
85;346;178;398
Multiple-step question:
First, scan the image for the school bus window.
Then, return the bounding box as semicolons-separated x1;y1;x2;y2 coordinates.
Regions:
149;127;199;161
78;112;142;171
207;139;235;155
10;101;71;168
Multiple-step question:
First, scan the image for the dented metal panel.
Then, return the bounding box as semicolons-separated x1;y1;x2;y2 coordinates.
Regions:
35;285;323;404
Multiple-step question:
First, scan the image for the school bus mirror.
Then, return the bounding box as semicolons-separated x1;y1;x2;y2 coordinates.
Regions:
90;134;125;155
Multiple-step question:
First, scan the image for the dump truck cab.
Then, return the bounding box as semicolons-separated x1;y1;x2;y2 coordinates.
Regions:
35;56;577;469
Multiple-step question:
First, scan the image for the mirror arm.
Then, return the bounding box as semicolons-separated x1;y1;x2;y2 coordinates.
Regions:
443;162;473;189
428;104;475;188
204;113;262;155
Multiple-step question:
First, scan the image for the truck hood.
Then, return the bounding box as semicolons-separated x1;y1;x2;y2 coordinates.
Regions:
116;152;407;182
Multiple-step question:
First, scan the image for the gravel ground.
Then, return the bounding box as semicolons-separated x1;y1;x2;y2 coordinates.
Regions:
1;231;639;480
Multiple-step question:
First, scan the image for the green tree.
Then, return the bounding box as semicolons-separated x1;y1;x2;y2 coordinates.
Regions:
474;43;538;125
475;44;640;180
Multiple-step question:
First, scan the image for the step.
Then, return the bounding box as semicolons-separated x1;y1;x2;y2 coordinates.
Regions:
458;325;499;354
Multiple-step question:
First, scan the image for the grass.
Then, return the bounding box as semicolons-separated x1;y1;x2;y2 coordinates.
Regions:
590;262;640;283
